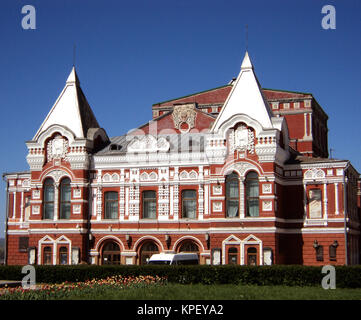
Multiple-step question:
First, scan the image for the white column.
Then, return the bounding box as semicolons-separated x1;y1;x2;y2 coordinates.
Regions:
334;183;339;215
303;184;307;219
20;191;24;222
96;186;102;221
303;113;308;138
54;183;59;221
170;186;174;217
204;184;209;215
125;187;129;218
198;184;204;220
239;177;245;218
12;192;16;219
119;185;125;221
323;183;328;220
309;113;313;137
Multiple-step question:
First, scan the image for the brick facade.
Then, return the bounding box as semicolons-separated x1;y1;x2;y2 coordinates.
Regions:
3;53;360;266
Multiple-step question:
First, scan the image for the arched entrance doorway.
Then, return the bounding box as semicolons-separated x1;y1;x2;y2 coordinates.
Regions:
139;241;159;265
101;241;121;265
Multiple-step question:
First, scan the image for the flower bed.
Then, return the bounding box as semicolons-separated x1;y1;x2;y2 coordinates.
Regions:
0;275;167;300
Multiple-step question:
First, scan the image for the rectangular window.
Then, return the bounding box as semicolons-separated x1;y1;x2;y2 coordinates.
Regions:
316;246;324;261
60;178;71;219
19;237;29;252
246;172;259;217
43;180;55;220
182;190;197;219
143;191;157;219
309;189;322;218
226;173;239;217
105;192;118;219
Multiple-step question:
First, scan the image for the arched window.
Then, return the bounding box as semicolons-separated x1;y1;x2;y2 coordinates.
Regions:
179;241;199;253
43;178;55;220
59;178;71;219
245;171;259;217
142;190;157;219
228;247;238;265
182;190;197;219
59;246;68;265
247;247;257;265
102;241;121;265
104;192;118;219
43;246;52;265
226;172;239;217
139;242;159;265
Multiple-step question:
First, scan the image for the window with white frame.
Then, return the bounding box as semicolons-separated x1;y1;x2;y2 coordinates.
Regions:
43;178;55;220
104;191;118;219
142;190;157;219
245;172;259;217
182;190;197;219
226;172;239;218
59;178;71;219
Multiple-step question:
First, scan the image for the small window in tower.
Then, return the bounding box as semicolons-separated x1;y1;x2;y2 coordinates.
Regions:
19;237;29;252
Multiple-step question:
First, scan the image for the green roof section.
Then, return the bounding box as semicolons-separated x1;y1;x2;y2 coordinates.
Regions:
152;84;313;106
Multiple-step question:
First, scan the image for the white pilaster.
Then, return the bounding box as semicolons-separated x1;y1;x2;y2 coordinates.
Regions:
334;183;339;215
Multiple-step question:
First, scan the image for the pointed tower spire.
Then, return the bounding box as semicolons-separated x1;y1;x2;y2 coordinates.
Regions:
33;67;100;140
211;51;273;132
241;51;253;70
66;66;79;84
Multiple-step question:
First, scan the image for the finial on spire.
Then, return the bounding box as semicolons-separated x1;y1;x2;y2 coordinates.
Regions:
245;24;248;51
73;44;76;67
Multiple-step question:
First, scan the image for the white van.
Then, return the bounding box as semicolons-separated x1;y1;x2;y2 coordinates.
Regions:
147;252;199;265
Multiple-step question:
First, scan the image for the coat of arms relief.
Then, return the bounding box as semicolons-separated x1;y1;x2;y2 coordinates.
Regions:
47;134;69;162
229;124;255;154
172;103;197;133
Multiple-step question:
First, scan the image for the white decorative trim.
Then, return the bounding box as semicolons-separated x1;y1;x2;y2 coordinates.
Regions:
304;168;325;180
32;190;40;199
127;135;170;153
73;189;81;198
32;205;40;215
179;170;198;180
262;200;272;211
212;202;223;212
73;204;81;214
212;185;222;195
262;184;272;194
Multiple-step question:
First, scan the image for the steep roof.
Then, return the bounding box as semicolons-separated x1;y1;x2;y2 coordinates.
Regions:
33;67;100;140
211;52;274;132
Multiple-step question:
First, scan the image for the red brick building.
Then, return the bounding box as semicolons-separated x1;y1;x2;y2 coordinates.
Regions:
3;52;360;266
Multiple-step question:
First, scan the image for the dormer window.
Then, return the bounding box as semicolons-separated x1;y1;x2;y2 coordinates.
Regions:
109;144;122;151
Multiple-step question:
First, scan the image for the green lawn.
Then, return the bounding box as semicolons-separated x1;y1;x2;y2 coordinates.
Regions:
2;283;361;300
71;284;361;300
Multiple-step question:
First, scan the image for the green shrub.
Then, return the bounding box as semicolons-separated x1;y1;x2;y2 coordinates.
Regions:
1;264;361;288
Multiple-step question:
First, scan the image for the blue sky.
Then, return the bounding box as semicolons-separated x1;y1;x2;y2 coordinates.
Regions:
0;0;360;236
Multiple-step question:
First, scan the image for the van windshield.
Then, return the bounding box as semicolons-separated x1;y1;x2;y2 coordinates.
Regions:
147;260;171;265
